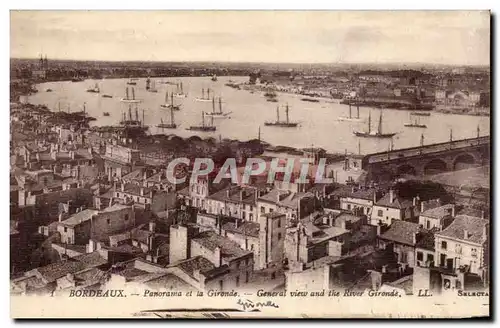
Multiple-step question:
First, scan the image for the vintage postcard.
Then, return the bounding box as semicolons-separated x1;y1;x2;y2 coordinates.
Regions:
10;10;490;318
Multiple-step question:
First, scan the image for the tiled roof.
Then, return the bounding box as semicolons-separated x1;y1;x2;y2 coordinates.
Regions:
35;260;88;283
144;273;195;291
207;186;257;205
73;251;108;267
59;209;98;227
222;221;260;238
122;183;153;197
258;189;312;210
192;231;251;262
375;192;413;209
101;204;130;213
174;256;216;280
421;204;454;219
437;215;488;244
380;220;420;246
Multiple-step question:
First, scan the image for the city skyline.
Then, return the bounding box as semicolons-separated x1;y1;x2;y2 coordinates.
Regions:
11;11;490;65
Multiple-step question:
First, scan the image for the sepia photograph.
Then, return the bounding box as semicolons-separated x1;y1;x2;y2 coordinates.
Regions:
9;10;491;318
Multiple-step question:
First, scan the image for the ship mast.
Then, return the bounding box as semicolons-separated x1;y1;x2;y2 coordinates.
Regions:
377;111;383;135
357;104;360;119
349;102;352;119
128;105;132;121
276;105;280;123
132;88;135;100
170;106;175;125
367;111;371;133
219;97;222;114
202;111;205;127
165;91;168;104
126;87;129;100
202;88;204;99
135;106;139;122
207;88;210;99
212;98;216;113
286;103;290;123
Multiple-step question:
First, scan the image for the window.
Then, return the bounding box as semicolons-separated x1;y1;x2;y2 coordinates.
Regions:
245;272;249;283
271;272;276;280
249;214;253;221
219;280;223;291
347;204;351;210
236;276;240;287
427;254;434;263
277;233;282;241
246;258;250;266
471;248;478;258
269;208;274;213
426;221;430;229
249;205;253;211
250;244;254;251
260;206;265;214
441;241;447;250
378;210;383;217
277;219;281;228
64;227;67;233
107;219;111;225
455;244;462;254
417;252;423;261
124;214;129;221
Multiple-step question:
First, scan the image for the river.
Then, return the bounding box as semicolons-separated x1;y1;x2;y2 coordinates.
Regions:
26;76;490;154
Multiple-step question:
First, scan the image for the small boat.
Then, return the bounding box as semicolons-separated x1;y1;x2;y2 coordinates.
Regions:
353;111;396;138
267;98;278;102
120;87;142;103
404;113;427;128
71;77;83;82
205;97;232;118
160;92;181;111
45;88;53;92
211;74;218;82
103;112;110;116
127;78;137;85
338;103;364;122
86;83;100;93
173;82;187;98
301;98;320;103
186;111;216;132
157;105;177;129
264;91;277;98
264;104;298;127
195;88;212;102
102;94;113;98
411;112;431;117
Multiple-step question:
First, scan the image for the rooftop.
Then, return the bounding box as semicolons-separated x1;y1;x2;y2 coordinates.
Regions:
222;221;260;238
192;230;251;262
59;209;98;227
421;204;454;219
380;220;421;246
437;215;488;244
375;192;413;210
258;189;312;209
207;186;257;205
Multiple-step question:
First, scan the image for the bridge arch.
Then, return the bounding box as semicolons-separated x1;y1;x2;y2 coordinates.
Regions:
396;164;417;177
423;159;448;175
452;152;478;170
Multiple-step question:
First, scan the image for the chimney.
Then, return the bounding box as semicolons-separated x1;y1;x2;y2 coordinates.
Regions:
463;230;468;240
483;223;489;241
240;190;244;202
140;187;144;196
451;205;456;217
373;190;377;203
149;221;156;233
389;189;394;204
376;224;382;236
143;170;148;180
412;232;417;245
420;201;425;213
413;197;417;206
88;146;92;155
88;239;94;253
214;246;222;268
58;212;64;222
235;219;239;229
69;151;75;160
35;153;40;161
121;183;125;192
481;210;485;220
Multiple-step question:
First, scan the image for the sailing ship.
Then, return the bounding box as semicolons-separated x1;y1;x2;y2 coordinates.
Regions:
146;78;158;93
205;97;232;118
120;87;142;103
195;88;212;102
120;105;143;126
86;83;100;93
157;105;177;129
126;78;137;85
353;111;396;138
211;74;218;82
338;103;364;122
404;113;427;128
173;82;187;98
264;104;299;127
160;92;181;111
103;112;110;116
186;111;216;132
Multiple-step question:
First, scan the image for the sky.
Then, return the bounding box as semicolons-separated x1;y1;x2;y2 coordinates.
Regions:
10;11;490;65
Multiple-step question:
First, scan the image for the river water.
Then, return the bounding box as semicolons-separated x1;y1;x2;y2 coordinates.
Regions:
26;76;490;154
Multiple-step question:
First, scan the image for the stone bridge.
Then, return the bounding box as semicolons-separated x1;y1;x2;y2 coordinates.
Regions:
362;136;490;181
